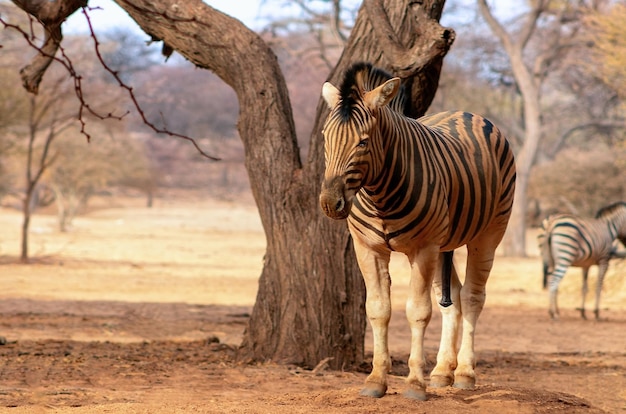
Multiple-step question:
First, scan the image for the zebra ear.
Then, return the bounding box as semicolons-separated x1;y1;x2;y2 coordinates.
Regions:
322;82;340;109
364;77;401;109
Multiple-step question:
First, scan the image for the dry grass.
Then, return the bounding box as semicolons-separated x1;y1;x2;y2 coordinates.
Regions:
1;194;625;313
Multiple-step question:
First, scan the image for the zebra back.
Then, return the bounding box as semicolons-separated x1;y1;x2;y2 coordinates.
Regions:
595;201;626;243
320;62;516;252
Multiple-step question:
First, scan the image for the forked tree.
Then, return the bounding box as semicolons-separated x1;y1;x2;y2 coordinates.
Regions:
6;0;453;368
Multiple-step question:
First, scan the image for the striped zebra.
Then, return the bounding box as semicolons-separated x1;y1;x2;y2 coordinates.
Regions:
318;63;516;400
539;201;626;320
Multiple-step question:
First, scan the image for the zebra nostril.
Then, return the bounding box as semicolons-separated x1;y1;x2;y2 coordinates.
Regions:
335;197;345;212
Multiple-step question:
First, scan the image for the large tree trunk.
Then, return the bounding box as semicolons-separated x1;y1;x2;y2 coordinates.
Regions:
244;0;452;368
113;0;365;368
110;0;452;369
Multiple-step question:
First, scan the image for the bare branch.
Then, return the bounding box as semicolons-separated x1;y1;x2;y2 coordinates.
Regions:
548;121;626;157
364;0;455;77
78;8;220;160
1;3;220;160
329;0;348;44
517;0;547;50
476;0;513;52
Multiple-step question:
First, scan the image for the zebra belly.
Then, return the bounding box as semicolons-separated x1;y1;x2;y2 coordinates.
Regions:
347;214;453;254
566;255;603;269
347;200;500;254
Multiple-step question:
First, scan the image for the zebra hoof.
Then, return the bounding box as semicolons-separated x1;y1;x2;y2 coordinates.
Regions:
359;382;387;398
403;387;427;401
430;374;454;388
453;375;476;390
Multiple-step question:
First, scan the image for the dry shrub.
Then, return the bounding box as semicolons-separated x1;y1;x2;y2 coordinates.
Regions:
528;145;626;223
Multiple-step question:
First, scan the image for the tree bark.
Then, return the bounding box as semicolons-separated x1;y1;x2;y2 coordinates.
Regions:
111;0;364;368
13;0;452;368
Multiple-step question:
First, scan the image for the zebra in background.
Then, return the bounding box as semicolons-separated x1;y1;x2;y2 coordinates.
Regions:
319;62;516;400
539;201;626;320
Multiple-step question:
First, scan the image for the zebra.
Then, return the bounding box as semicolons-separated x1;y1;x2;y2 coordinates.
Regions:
318;62;516;400
539;201;626;320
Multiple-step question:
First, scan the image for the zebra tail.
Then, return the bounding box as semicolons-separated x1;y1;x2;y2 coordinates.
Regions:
439;251;453;307
540;233;553;290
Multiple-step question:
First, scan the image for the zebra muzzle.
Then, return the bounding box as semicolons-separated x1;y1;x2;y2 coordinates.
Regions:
319;193;349;220
319;178;350;220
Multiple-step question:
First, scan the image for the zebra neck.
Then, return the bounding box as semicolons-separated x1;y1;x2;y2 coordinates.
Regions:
602;210;626;240
359;113;433;215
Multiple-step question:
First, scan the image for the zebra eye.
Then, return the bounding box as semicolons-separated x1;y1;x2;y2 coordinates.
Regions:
357;139;368;148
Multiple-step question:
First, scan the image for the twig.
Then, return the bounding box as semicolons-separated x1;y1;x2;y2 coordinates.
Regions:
0;6;220;160
311;357;334;375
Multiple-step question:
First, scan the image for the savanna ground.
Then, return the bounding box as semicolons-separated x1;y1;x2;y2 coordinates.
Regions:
0;191;625;413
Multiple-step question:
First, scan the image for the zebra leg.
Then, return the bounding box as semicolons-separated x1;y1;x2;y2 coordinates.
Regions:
579;267;589;319
430;254;461;388
453;241;496;390
352;237;392;398
403;244;439;400
593;261;609;320
548;265;568;320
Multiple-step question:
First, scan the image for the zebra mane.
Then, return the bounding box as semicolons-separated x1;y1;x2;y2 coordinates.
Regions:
337;62;409;120
595;201;626;219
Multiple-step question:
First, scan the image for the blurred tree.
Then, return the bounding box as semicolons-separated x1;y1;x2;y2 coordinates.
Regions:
132;64;239;139
0;5;32;200
0;6;153;259
477;0;606;256
48;131;145;231
111;135;159;207
99;27;162;82
0;67;28;199
262;0;355;70
19;75;77;262
584;3;626;100
528;146;626;220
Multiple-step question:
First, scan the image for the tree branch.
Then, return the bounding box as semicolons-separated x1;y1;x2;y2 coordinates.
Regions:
330;0;348;44
11;0;87;93
3;1;220;160
364;0;454;77
549;121;626;157
476;0;513;52
517;0;547;50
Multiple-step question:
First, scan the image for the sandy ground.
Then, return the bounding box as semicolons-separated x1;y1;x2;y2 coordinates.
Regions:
0;194;625;413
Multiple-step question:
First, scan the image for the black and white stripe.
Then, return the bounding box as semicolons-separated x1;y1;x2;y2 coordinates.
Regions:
319;62;516;399
539;201;626;319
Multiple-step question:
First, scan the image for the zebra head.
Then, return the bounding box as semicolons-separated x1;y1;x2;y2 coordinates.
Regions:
319;66;401;220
